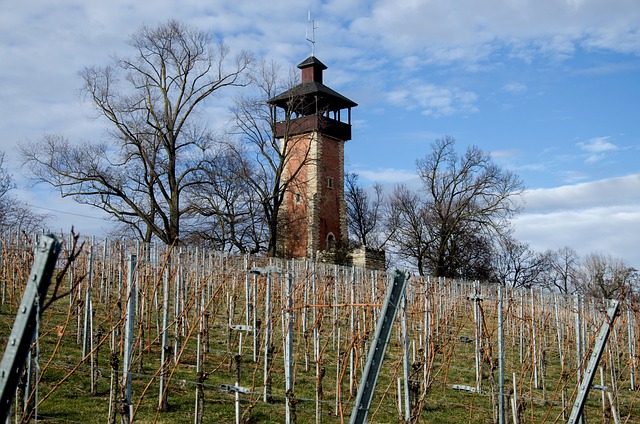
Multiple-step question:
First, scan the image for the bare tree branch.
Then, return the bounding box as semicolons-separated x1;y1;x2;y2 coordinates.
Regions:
20;20;252;245
389;136;524;277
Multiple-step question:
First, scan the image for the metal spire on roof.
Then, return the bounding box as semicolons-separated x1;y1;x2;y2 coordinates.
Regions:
306;11;318;57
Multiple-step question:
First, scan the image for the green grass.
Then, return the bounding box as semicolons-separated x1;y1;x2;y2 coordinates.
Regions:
2;253;640;423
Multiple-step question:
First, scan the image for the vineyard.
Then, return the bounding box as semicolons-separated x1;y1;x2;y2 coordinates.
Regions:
1;231;640;423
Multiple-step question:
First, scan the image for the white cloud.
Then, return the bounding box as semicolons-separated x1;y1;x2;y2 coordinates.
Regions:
1;0;639;262
585;26;640;54
491;149;521;160
522;173;640;213
350;0;640;67
387;82;478;117
514;205;640;266
577;136;618;153
557;170;589;184
576;136;618;163
534;35;576;60
354;168;418;184
514;174;640;266
502;82;528;94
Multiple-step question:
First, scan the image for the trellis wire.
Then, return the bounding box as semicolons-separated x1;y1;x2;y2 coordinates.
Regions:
1;231;639;423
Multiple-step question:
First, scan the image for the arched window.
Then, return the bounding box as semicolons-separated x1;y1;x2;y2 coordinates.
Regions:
326;233;335;250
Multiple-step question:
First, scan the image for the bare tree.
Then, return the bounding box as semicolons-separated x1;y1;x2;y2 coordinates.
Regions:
415;136;524;277
227;59;315;257
542;246;580;294
491;234;547;289
445;228;494;281
345;172;385;248
0;151;15;221
577;253;637;299
21;20;252;244
386;182;496;278
186;144;265;253
0;151;49;232
386;184;432;275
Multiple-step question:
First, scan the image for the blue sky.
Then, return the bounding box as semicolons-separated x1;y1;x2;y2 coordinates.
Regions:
1;0;639;266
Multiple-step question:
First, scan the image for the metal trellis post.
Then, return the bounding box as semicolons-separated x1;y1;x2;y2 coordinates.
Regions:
0;235;62;421
349;269;408;424
122;254;137;416
568;299;620;424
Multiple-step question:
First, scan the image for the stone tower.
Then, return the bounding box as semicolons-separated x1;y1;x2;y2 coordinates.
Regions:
269;56;357;259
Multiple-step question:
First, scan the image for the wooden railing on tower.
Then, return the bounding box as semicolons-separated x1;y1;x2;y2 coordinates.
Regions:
274;115;352;141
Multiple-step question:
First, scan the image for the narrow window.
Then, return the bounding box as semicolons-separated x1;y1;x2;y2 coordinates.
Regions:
327;177;334;189
326;233;335;250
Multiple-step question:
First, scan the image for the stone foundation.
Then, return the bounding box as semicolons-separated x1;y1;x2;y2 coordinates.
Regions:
316;245;386;271
349;246;386;271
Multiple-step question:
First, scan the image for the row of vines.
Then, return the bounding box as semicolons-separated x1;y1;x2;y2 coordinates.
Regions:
1;231;639;423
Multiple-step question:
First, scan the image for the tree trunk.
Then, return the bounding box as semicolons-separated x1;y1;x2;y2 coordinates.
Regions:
159;346;172;412
267;216;278;257
108;352;119;424
194;371;206;424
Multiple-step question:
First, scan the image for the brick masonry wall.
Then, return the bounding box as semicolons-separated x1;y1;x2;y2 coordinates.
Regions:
279;130;347;259
316;134;345;251
279;134;311;258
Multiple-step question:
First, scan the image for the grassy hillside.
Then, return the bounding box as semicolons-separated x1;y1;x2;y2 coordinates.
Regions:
1;235;639;423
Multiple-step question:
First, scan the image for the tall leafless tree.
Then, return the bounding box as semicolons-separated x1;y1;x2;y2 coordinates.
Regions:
386;182;494;278
0;151;14;221
21;20;252;244
445;227;494;280
577;253;638;299
541;246;580;294
345;172;385;249
186;144;265;253
417;136;524;277
388;136;524;277
0;151;49;232
386;184;433;275
227;59;314;257
491;234;547;288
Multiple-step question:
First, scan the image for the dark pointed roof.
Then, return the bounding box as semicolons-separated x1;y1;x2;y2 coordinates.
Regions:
297;56;327;71
268;56;357;112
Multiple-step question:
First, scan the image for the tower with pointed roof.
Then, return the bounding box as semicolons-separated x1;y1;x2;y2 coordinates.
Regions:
269;56;357;259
